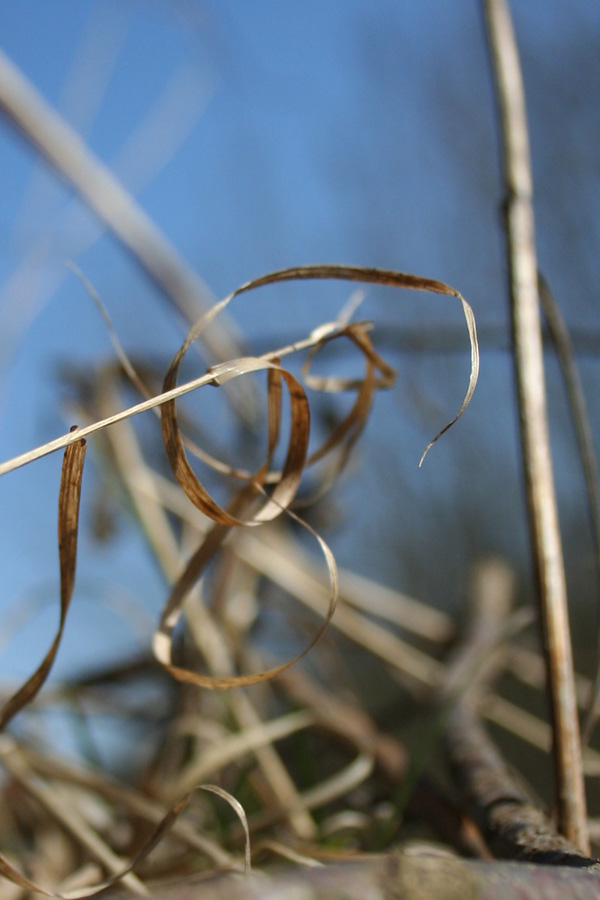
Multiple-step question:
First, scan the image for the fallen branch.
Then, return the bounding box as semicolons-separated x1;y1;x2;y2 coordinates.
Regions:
445;704;596;868
442;558;596;867
100;852;600;900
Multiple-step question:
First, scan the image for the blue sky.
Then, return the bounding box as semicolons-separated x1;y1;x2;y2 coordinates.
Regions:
0;0;598;695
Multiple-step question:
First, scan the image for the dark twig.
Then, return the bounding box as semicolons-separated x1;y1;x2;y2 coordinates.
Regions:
444;557;596;866
446;704;596;867
481;0;588;851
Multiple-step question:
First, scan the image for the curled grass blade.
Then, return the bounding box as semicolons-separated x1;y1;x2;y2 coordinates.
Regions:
175;264;478;468
161;356;310;527
153;505;338;690
0;264;477;479
196;785;251;875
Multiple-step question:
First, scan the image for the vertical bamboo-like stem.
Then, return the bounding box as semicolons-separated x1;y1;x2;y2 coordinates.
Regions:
481;0;589;851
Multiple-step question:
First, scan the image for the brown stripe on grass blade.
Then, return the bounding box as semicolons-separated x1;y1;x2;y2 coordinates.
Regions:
0;430;86;733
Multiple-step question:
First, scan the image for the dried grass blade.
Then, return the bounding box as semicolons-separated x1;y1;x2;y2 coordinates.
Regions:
266;363;283;464
301;322;396;394
302;328;377;469
55;788;192;899
0;749;205;900
298;752;374;813
173;709;316;795
419;296;478;465
0;369;221;478
252;840;324;868
295;345;375;505
143;469;454;647
0;741;148;897
183;322;393;490
67;263;150;401
18;744;234;868
161;355;310;527
196;786;251;874
482;0;588;851
297;325;396;497
154;511;338;689
225;265;478;465
0;854;58;898
0;434;86;732
0;263;476;479
235;528;442;688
